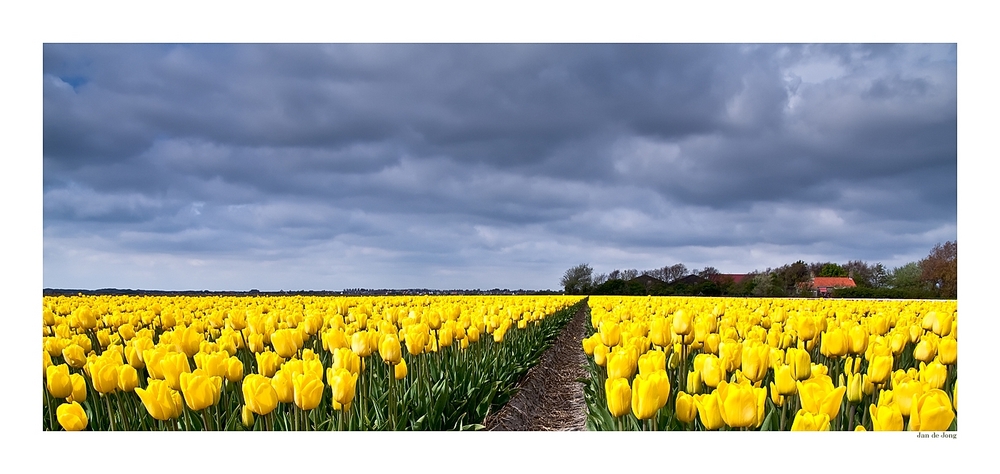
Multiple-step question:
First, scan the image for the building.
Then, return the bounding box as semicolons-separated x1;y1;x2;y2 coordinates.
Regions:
801;276;857;297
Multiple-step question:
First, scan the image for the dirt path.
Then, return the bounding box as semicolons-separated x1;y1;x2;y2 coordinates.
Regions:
484;302;589;431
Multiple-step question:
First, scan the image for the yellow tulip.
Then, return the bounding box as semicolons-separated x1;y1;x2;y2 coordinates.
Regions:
62;344;87;369
605;377;632;418
893;379;927;418
89;359;118;395
333;347;362;376
68;373;87;403
194;351;229;378
786;347;811;381
293;372;324;411
351;330;374;357
599;320;621;347
179;370;222;411
271;329;299;359
717;380;765;429
241;405;255;428
672;310;693;336
225;357;244;383
796;375;846;420
394;358;408;380
686;370;703;394
718;340;742;373
937;337;957;365
773;364;797;396
821;328;848;358
631;370;670;420
56;401;88;431
582;334;598;356
913;338;937;363
329;367;358;409
869;403;904;431
379;333;402;365
638;349;666;375
271;369;295;404
405;323;429;356
908;389;955;431
607;347;637;380
255;351;284;378
846;371;864;404
160;351;191;391
791;409;830;431
699;354;726;389
675;391;697;424
117;364;139;392
594;343;609;367
919;361;948;390
242;374;278;416
740;342;769;383
46;364;74;399
847;325;868;355
867;355;893;384
694;392;725;430
136;379;184;421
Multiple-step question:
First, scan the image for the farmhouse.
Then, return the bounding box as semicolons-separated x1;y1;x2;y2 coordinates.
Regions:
800;276;857;297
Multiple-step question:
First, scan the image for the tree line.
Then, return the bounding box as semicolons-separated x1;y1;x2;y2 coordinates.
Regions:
560;241;957;299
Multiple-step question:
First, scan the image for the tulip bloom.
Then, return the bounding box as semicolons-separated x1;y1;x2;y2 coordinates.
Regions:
867;355;893;384
847;325;869;354
593;344;609;367
160;351;191;391
937;337;957;365
271;369;295;404
869;403;904;431
694;392;725;431
46;364;73;399
379;334;402;365
607;348;637;380
638;349;666;375
908;389;955;431
631;371;670;420
68;373;87;403
913;338;937;363
893;379;927;418
605;377;632;418
773;364;797;396
740;343;769;383
117;364;139;392
239;374;277;416
672;310;693;336
394;358;408;380
821;328;848;358
405;324;429;356
89;359;119;395
599;320;621;347
225;357;244;383
796;375;847;420
351;330;374;357
329;368;358;410
791;410;830;431
332;347;362;376
56;401;88;431
136;379;184;421
919;361;948;390
786;348;812;381
255;351;284;378
241;405;255;428
675;391;697;424
699;354;726;389
180;371;223;411
272;329;299;359
293;373;324;411
62;344;87;369
717;380;765;429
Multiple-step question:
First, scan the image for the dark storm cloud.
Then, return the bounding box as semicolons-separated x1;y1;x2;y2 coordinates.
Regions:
43;43;957;290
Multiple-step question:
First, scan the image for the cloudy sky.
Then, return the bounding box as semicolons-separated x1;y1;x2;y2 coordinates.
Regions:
41;43;956;291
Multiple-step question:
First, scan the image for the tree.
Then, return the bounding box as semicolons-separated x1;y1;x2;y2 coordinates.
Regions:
561;263;594;295
664;264;688;283
818;263;848;277
869;263;889;289
697;266;720;278
920;241;957;298
621;269;639;281
888;262;923;290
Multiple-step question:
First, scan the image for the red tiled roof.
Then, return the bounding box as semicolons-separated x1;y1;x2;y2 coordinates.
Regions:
811;277;856;288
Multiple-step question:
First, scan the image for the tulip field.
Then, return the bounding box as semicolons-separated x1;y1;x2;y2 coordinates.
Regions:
582;296;958;431
42;294;585;431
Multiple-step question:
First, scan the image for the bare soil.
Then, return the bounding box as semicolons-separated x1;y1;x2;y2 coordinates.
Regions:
484;303;589;431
